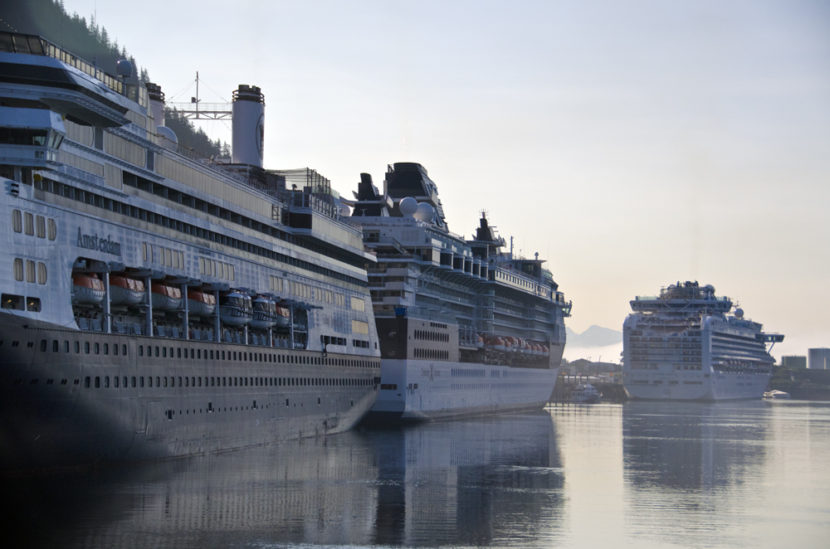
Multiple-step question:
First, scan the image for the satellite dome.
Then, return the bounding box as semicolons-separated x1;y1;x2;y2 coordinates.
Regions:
735;308;744;319
399;196;418;217
414;202;435;222
156;126;178;151
116;59;133;78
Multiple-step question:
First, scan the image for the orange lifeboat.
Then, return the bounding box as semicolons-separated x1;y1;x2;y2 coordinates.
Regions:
151;282;182;311
71;273;105;305
109;275;145;306
274;304;291;328
186;289;216;317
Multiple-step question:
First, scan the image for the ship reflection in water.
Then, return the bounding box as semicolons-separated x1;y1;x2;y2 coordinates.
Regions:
8;411;562;548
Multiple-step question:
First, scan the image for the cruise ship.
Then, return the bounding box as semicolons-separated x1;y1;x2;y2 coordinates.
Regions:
0;32;381;471
348;163;571;420
622;281;783;400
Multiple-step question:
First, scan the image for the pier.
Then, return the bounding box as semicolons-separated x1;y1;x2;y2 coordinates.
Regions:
550;374;627;404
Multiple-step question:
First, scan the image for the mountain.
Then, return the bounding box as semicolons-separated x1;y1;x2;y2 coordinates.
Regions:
566;325;622;348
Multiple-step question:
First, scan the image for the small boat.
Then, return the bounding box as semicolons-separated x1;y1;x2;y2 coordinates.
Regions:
186;289;216;317
219;291;253;326
571;383;602;404
109;275;145;306
251;295;276;329
763;389;791;399
151;282;182;311
274;304;291;327
71;273;105;305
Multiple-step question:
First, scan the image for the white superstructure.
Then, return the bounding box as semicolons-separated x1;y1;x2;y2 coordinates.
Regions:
623;281;783;400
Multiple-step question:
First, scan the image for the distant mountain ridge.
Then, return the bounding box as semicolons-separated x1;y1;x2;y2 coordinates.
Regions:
566;325;622;348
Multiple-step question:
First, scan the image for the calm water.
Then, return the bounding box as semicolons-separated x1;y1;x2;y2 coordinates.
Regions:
7;401;830;548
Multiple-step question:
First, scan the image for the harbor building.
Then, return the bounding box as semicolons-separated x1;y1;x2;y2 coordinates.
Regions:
808;348;830;370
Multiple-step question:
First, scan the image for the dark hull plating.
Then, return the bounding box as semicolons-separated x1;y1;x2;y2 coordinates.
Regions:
0;314;379;472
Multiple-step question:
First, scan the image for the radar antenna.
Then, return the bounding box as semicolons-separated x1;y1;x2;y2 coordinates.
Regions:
167;72;232;120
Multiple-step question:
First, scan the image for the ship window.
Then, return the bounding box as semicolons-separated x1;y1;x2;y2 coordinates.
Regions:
84;341;90;354
74;341;80;353
47;219;56;240
21;212;34;235
37;262;47;284
36;216;45;238
13;259;23;281
84;376;90;388
12;210;22;232
95;376;101;388
25;260;35;282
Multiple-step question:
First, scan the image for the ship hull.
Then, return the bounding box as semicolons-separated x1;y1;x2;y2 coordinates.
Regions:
369;358;559;421
0;314;378;472
623;368;771;401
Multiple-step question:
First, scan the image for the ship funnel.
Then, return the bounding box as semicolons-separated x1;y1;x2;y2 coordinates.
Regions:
146;82;165;130
232;84;265;168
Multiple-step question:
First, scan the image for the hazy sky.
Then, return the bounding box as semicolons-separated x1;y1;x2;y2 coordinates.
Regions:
59;0;830;359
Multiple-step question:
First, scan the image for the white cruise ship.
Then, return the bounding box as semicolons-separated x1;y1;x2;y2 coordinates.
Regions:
0;32;381;471
623;281;783;400
348;163;571;420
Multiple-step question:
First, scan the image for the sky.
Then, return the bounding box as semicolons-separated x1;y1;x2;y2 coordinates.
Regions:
58;0;830;360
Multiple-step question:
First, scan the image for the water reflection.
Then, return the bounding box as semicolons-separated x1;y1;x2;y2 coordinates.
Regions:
8;410;562;548
623;401;770;490
622;401;772;547
368;411;563;546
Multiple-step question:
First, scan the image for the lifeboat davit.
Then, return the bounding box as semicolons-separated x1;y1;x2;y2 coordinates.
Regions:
186;289;216;317
251;295;276;329
72;273;106;305
109;275;145;306
220;291;253;326
151;282;182;311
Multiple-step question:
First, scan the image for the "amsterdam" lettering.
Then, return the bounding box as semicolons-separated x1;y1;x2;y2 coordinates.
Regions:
76;228;122;256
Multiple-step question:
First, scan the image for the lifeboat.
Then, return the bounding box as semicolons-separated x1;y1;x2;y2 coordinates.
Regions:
219;290;253;326
274;304;291;328
493;336;507;352
151;282;182;311
186;289;216;318
109;275;145;306
251;295;276;330
72;273;105;305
